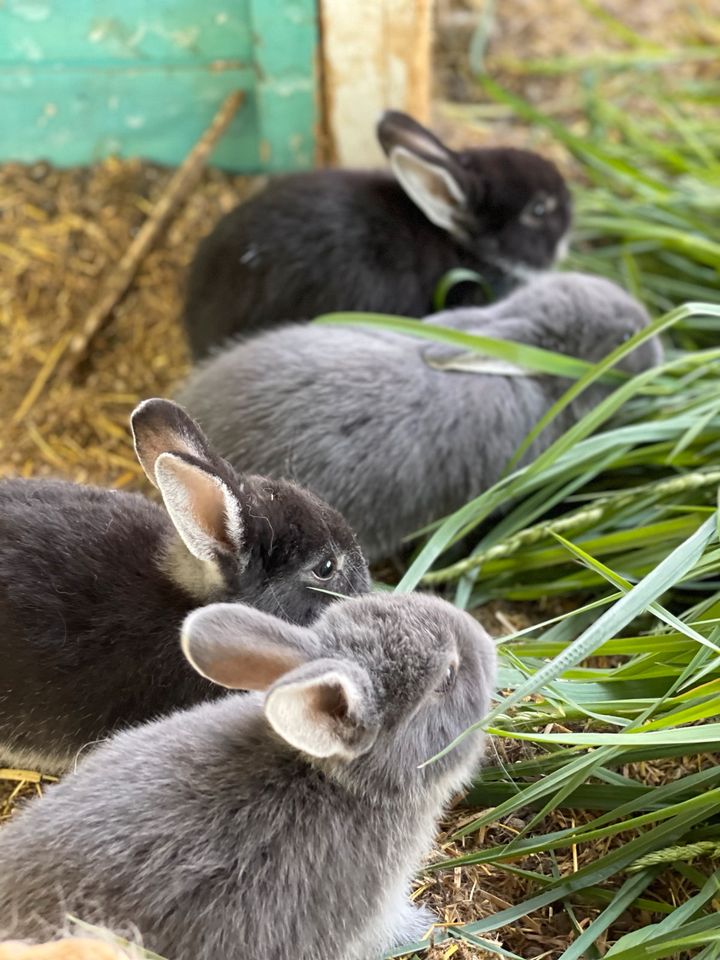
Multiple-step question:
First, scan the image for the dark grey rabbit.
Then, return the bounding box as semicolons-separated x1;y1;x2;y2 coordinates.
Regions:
0;593;496;960
183;109;572;358
179;273;664;561
0;399;368;774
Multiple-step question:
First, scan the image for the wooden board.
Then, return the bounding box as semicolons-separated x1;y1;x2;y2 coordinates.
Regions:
0;0;317;171
319;0;432;167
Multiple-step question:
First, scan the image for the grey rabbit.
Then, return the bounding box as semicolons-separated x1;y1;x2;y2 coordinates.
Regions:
0;592;496;960
183;109;572;358
0;398;368;774
178;273;664;561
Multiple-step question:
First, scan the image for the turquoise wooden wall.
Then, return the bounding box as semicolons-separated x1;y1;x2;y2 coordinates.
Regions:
0;0;318;171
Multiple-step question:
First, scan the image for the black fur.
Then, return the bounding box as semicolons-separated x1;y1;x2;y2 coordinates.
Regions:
0;462;368;770
183;112;572;358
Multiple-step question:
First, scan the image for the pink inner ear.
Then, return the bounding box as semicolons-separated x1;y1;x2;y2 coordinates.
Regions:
200;647;305;690
174;459;233;550
310;682;349;721
158;455;236;554
141;429;204;481
135;430;169;486
422;165;460;205
401;130;450;165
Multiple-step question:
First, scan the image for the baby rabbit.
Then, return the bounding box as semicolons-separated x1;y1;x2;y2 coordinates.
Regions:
179;273;664;561
0;399;368;774
0;593;496;960
183;110;572;357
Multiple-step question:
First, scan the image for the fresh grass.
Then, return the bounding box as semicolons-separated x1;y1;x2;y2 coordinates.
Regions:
323;40;720;960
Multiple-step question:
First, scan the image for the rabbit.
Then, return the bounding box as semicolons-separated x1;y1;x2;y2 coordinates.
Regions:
0;399;369;775
182;109;572;358
0;592;497;960
178;272;664;562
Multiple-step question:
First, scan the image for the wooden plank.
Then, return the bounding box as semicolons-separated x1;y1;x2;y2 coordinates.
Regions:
0;0;253;65
0;66;256;168
319;0;432;167
0;0;319;171
247;0;318;170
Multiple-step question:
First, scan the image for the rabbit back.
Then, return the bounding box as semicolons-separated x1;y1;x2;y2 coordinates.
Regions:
0;696;427;960
184;111;571;358
183;170;494;359
180;272;662;560
179;324;574;560
0;479;213;771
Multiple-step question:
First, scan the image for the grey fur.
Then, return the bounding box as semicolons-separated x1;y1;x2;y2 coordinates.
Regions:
0;399;368;773
0;593;496;960
178;273;664;560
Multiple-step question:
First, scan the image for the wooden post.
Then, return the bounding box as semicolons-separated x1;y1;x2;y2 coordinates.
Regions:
247;0;319;171
319;0;433;167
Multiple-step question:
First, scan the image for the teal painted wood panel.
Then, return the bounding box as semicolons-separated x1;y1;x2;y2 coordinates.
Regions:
0;0;317;172
0;0;254;65
248;0;317;170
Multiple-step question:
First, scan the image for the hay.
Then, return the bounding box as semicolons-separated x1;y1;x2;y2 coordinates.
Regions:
0;159;263;488
0;774;45;822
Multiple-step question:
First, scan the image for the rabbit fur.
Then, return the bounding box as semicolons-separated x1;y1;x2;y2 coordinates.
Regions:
0;399;368;773
183;110;572;357
0;593;496;960
178;273;664;560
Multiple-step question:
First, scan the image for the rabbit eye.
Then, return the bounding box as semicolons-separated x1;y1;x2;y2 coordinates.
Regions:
312;557;337;581
521;200;546;225
521;193;557;227
436;661;458;694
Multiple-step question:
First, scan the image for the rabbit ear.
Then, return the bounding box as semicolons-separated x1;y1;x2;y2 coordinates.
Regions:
131;398;217;488
181;603;318;690
155;452;244;563
376;110;454;166
265;660;379;760
377;112;469;236
389;146;468;236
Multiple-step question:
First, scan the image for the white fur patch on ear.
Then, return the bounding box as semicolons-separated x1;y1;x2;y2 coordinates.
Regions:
155;453;243;563
265;670;362;760
390;146;466;236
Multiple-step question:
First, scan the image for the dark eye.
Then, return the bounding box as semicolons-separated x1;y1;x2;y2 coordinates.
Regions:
312;557;337;581
521;194;557;228
436;662;458;694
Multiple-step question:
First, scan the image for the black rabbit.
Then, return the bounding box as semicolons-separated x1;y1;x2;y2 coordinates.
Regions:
183;110;572;358
0;399;369;773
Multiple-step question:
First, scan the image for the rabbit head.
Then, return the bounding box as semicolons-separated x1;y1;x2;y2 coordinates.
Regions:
489;271;665;372
377;110;572;279
131;399;369;622
182;593;496;796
